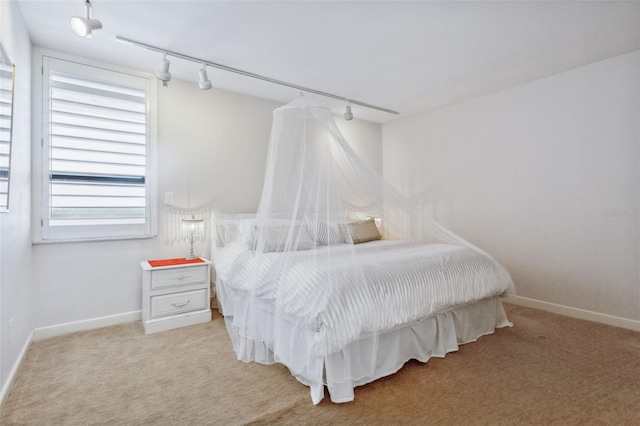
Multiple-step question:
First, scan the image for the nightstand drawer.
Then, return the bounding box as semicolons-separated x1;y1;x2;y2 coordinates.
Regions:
151;265;207;289
150;289;208;319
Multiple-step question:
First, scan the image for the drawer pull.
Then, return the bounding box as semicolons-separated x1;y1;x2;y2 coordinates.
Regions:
171;299;190;308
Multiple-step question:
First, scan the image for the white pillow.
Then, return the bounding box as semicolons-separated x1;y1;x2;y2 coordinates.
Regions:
305;217;343;245
248;224;314;252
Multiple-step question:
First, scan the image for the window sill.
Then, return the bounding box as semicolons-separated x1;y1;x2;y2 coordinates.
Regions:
32;234;157;245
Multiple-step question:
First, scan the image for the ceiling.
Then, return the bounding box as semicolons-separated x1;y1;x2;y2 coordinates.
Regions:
15;0;640;124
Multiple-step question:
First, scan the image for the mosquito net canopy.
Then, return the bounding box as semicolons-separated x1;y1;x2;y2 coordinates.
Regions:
212;97;514;404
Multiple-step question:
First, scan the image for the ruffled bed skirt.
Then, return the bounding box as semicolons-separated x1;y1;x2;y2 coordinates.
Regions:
223;296;511;404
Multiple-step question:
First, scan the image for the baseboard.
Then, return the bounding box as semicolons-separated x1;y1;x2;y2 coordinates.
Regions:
33;310;142;341
504;295;640;332
0;330;33;408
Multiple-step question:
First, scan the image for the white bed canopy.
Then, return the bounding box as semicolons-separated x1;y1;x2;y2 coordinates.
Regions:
212;97;514;404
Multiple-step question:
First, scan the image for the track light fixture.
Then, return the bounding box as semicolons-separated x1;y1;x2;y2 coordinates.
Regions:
156;53;172;87
116;36;400;117
70;0;103;38
198;64;212;90
344;101;353;121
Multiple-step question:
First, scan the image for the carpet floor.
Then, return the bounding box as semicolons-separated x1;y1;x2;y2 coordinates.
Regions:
1;303;639;425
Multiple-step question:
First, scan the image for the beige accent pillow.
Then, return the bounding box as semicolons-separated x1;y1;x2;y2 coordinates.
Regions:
346;218;381;244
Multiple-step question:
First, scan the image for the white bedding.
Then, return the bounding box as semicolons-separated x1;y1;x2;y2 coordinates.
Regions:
217;239;514;356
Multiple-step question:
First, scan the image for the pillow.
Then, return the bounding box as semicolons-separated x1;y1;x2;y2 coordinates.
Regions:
305;217;344;246
345;218;381;244
248;224;314;252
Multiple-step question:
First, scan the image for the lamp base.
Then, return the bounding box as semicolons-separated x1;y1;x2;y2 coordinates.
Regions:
185;254;198;260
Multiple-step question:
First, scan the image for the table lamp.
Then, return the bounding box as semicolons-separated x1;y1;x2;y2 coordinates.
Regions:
181;214;204;260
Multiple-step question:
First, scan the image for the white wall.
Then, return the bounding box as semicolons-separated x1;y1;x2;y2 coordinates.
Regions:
158;83;383;213
0;1;33;399
157;79;282;216
336;118;383;175
31;74;382;331
383;51;640;322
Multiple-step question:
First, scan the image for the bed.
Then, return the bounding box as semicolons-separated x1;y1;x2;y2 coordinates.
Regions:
212;214;514;404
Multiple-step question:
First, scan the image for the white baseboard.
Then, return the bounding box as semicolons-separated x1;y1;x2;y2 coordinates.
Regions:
504;295;640;332
33;310;142;342
0;330;33;408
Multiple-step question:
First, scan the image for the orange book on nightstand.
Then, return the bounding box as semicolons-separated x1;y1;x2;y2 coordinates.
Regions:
147;257;205;267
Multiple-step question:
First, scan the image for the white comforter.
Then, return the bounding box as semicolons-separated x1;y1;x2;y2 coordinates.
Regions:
217;239;514;356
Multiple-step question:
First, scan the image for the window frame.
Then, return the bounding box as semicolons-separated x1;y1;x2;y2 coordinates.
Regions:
33;50;158;243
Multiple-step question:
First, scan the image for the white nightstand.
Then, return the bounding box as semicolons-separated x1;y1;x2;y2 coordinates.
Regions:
140;258;212;334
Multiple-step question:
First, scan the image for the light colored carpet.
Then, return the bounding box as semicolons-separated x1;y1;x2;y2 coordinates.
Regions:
2;303;639;425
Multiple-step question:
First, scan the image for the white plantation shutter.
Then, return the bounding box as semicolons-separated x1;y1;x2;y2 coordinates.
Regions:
40;56;157;241
0;60;13;210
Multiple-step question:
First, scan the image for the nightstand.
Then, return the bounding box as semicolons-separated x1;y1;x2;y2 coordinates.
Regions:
140;258;212;334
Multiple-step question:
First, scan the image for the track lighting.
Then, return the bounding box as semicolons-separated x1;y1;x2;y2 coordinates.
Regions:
344;101;353;121
70;0;102;38
156;53;171;87
115;36;400;116
198;65;212;90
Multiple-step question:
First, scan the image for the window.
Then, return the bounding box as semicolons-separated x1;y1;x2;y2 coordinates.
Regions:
36;56;157;242
0;48;14;212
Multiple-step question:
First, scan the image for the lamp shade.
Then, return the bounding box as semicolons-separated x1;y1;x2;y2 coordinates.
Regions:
344;104;353;121
182;216;204;229
70;1;102;38
156;57;172;81
198;67;212;90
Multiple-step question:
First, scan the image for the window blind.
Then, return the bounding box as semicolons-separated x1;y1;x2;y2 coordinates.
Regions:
0;62;13;208
48;71;147;226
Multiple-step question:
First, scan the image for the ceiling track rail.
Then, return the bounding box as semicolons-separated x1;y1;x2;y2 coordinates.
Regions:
115;35;399;115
